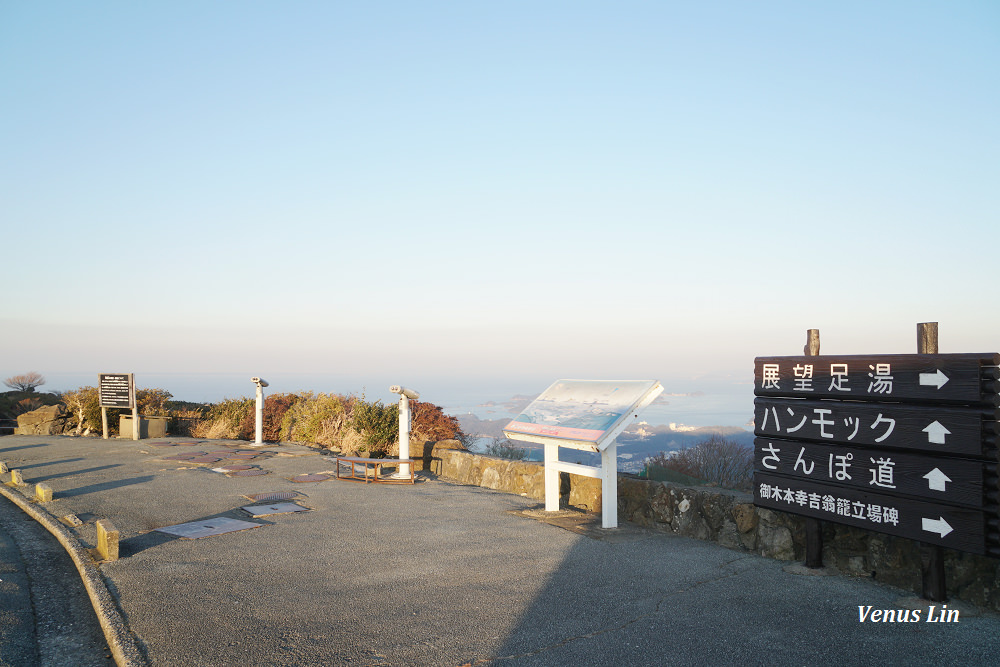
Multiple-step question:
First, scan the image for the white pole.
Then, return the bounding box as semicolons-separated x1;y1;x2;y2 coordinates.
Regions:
255;384;264;446
398;394;411;477
544;442;560;511
601;442;619;529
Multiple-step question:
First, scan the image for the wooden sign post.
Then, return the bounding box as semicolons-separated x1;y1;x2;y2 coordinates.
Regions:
753;324;1000;598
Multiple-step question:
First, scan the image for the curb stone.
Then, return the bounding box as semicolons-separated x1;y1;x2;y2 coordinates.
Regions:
0;483;146;667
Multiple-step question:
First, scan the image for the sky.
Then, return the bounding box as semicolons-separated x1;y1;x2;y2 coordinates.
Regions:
2;2;998;409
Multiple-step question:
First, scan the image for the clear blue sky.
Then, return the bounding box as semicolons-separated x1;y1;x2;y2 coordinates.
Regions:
2;2;998;402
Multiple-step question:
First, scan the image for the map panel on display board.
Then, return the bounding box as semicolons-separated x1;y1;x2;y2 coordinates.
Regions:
503;379;663;451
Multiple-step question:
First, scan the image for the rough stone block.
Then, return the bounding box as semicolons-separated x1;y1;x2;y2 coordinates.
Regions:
96;519;119;562
0;461;7;474
14;405;68;435
10;470;24;486
35;483;53;502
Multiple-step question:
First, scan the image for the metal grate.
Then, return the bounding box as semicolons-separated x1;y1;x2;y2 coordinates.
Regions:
243;491;299;502
227;469;269;477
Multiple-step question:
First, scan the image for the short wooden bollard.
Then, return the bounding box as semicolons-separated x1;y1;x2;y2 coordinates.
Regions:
10;470;24;486
96;519;119;562
35;483;53;502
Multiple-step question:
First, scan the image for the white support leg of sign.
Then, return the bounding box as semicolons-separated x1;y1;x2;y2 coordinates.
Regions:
544;442;560;511
601;442;618;529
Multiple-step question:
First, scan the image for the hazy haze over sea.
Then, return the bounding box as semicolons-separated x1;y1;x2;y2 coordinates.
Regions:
36;371;754;430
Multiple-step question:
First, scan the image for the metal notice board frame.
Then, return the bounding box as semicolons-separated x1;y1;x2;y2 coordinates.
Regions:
503;379;663;528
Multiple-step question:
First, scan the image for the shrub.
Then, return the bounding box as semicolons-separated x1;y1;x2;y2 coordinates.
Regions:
194;397;255;439
409;400;464;442
350;397;398;456
59;385;175;436
644;435;753;491
280;392;354;447
484;437;528;460
0;390;62;421
136;388;172;414
239;393;301;442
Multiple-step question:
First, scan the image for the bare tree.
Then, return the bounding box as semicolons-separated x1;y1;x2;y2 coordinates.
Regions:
4;372;46;392
646;435;753;490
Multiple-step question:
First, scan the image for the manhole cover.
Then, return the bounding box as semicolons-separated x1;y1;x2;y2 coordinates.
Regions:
154;518;261;539
291;474;330;483
188;456;223;463
162;454;200;461
227;453;259;459
244;491;299;502
227;469;269;477
241;503;310;517
219;464;255;471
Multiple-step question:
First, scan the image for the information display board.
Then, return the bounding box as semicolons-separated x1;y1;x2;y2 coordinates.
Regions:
503;379;663;529
99;373;135;409
753;354;1000;556
504;379;663;452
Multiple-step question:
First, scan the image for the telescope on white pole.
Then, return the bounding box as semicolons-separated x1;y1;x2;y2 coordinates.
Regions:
389;385;419;478
251;377;269;446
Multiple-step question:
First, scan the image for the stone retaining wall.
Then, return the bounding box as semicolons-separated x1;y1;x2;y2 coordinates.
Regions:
434;449;1000;611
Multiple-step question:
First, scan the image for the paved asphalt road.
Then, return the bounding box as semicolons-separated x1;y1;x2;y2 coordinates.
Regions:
1;434;999;666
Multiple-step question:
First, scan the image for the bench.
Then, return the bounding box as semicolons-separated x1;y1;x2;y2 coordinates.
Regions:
335;457;415;484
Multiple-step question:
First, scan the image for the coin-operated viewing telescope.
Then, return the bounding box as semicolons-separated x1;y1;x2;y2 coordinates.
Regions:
389;385;419;478
251;377;269;446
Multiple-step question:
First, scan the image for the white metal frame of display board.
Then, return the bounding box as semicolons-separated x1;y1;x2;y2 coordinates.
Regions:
503;380;663;529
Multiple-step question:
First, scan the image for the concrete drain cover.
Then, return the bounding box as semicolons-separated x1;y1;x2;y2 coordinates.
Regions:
154;518;261;539
241;503;310;517
244;491;299;502
291;474;330;483
227;469;269;477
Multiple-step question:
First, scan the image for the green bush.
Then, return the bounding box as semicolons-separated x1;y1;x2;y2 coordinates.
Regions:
201;397;255;439
350;397;399;456
280;392;353;447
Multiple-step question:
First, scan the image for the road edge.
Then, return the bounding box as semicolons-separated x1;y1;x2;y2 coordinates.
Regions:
0;483;146;667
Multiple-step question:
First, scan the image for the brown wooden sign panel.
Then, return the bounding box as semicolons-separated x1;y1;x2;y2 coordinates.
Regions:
755;472;997;556
754;354;1000;405
754;397;997;459
754;437;995;509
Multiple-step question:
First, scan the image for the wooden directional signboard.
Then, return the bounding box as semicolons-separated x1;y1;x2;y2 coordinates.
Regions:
753;353;1000;556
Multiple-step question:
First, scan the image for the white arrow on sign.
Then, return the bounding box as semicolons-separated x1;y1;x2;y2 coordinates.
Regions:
922;421;951;444
922;516;954;538
919;370;950;389
923;468;952;492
